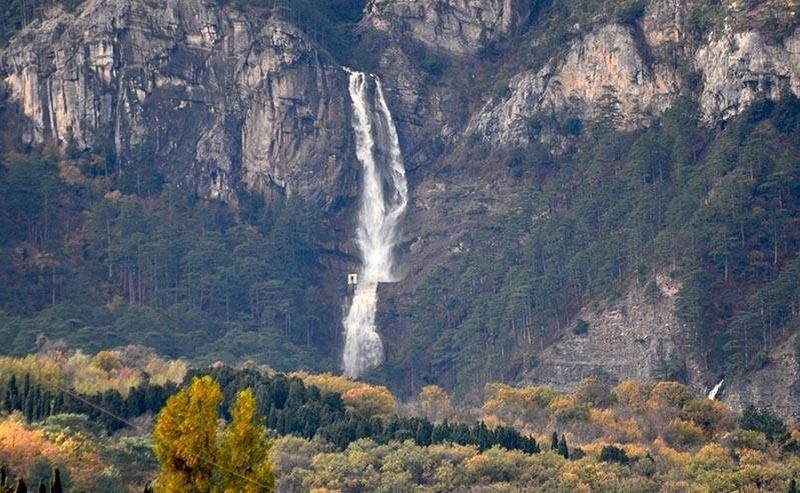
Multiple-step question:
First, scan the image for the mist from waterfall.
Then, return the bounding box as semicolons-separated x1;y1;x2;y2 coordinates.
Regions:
342;69;408;379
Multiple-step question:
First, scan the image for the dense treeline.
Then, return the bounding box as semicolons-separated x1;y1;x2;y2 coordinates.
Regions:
0;364;539;455
0;373;175;433
393;94;800;392
198;367;540;454
1;358;799;491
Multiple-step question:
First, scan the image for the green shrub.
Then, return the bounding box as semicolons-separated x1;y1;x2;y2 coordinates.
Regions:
613;0;646;25
749;350;769;370
600;444;630;464
740;406;788;443
572;319;590;336
563;118;582;136
421;52;443;77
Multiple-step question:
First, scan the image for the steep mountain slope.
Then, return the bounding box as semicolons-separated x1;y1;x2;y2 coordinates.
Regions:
1;0;800;418
361;0;800;418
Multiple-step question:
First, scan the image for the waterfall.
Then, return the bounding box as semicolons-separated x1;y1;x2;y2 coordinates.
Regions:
342;69;408;379
707;379;724;400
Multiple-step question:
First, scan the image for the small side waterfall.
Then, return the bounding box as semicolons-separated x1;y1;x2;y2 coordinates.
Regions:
707;379;724;400
342;69;408;379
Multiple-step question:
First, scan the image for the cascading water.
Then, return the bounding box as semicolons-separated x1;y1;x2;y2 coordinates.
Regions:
707;378;725;400
342;69;408;379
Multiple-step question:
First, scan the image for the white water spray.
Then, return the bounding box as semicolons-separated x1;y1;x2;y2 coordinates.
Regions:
707;379;724;400
342;69;408;379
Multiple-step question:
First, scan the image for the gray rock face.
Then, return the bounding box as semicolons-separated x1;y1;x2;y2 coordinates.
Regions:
721;335;800;421
524;274;684;391
472;24;677;146
641;0;685;48
364;0;530;55
696;29;800;122
2;0;354;206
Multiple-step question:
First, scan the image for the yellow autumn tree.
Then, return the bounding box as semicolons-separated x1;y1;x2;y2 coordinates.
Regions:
0;414;60;478
419;385;453;422
153;375;222;493
342;385;398;419
217;389;275;493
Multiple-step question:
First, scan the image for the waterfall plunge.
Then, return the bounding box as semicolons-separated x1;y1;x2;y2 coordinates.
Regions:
342;70;408;379
707;379;724;400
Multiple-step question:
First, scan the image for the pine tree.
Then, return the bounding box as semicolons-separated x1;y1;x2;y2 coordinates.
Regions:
551;431;559;451
558;434;569;459
217;389;275;492
36;480;44;493
1;466;7;490
50;468;62;493
522;435;539;455
789;478;797;493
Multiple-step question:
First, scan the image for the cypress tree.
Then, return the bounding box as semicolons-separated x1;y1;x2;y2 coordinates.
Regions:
475;421;490;450
415;422;431;446
50;468;62;493
522;435;539;455
21;375;30;408
286;378;306;407
558;434;569;459
23;387;36;422
275;411;286;435
4;376;19;411
551;431;559;451
355;419;369;439
267;404;278;430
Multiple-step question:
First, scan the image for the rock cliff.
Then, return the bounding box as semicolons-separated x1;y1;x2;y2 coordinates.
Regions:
474;11;800;146
472;23;677;146
2;0;355;206
697;29;800;122
364;0;531;55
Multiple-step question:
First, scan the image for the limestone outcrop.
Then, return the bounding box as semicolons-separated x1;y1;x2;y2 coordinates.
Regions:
2;0;354;206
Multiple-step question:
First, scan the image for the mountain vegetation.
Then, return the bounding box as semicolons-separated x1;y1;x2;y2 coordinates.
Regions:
0;115;338;372
0;352;799;490
390;94;800;393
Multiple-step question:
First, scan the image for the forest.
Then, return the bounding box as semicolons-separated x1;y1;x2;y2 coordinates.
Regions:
0;350;799;491
389;93;800;393
0;118;339;372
